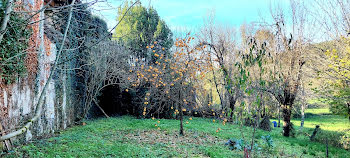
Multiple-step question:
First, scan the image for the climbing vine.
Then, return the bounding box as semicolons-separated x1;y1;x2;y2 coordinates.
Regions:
0;0;31;84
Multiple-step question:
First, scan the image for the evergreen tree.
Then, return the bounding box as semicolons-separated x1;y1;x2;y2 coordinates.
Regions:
113;1;173;61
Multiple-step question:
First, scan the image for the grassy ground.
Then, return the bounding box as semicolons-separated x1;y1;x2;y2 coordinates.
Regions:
2;109;350;158
272;108;350;132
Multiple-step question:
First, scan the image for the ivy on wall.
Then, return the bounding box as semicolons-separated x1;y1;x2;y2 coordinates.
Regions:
0;0;31;84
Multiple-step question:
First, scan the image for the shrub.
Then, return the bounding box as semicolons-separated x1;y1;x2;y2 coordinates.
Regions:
340;132;350;150
312;128;350;149
225;138;260;151
259;116;271;131
244;117;256;127
261;135;275;154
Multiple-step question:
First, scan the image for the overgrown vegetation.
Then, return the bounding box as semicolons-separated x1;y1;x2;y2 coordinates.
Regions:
272;109;350;150
1;0;350;157
0;0;31;84
2;113;349;158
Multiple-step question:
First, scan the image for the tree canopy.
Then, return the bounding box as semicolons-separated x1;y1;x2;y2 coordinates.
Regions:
113;1;173;60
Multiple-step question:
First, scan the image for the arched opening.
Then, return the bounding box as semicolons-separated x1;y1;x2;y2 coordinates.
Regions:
91;84;133;117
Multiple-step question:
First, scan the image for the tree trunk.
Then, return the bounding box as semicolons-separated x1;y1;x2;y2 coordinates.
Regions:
179;104;184;136
282;104;292;137
229;96;236;122
278;105;281;127
178;90;184;136
93;98;110;118
347;103;350;121
300;102;305;129
300;83;306;129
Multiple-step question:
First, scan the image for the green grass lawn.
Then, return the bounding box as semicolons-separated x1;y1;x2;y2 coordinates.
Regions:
2;109;350;158
271;108;350;132
305;108;331;115
294;108;350;132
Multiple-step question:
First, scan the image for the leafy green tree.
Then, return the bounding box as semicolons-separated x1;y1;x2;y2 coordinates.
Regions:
329;87;350;120
113;1;173;61
322;37;350;121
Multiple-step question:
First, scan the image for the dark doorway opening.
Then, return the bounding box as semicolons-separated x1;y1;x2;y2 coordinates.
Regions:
92;84;133;117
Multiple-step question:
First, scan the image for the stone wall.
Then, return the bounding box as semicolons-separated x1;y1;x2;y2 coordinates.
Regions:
0;0;76;148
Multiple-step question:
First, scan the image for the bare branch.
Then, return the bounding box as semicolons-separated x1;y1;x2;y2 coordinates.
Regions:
0;0;76;142
0;0;13;43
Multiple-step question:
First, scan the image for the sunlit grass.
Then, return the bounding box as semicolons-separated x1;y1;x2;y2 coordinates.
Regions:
305;108;330;114
2;113;349;158
272;108;350;132
293;108;349;132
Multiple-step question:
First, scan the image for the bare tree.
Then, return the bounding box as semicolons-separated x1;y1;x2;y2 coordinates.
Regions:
313;0;350;39
81;41;133;118
311;0;350;121
265;0;312;137
198;15;242;121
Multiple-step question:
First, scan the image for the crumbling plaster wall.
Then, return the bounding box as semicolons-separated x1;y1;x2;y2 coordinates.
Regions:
0;0;75;146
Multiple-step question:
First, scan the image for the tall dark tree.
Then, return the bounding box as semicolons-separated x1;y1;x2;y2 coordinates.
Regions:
113;1;173;61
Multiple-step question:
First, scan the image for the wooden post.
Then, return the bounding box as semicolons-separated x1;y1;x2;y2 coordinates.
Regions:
347;103;350;121
326;138;329;158
310;125;320;141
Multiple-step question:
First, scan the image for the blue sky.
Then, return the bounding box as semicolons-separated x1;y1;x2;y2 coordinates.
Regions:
90;0;289;32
